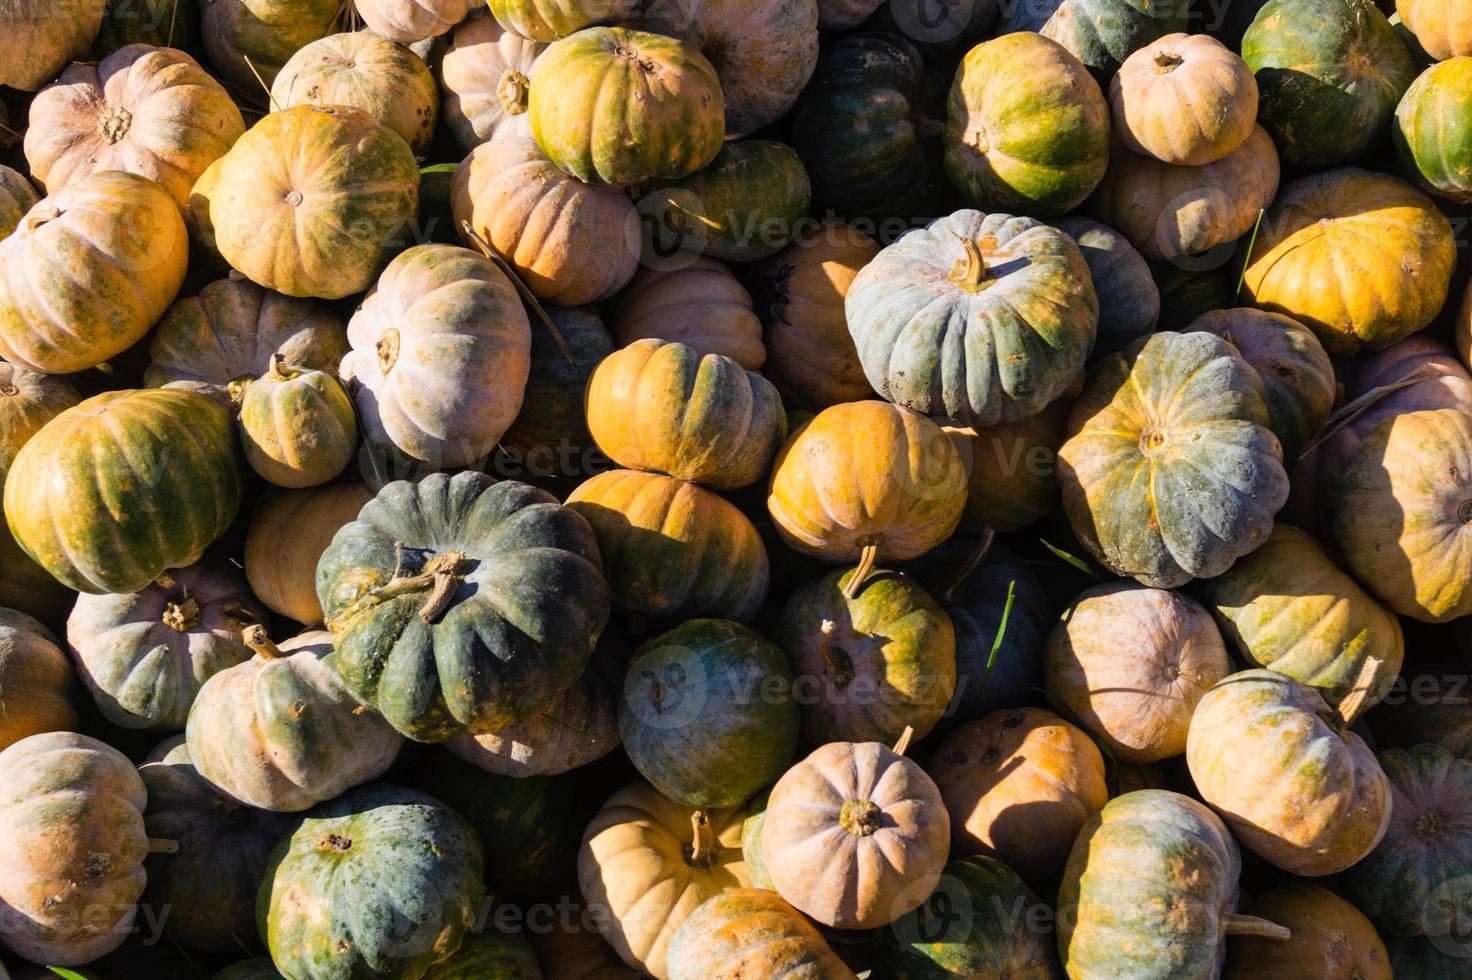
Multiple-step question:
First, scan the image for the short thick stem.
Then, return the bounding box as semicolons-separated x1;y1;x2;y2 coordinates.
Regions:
243;624;285;660
687;810;716;868
838;799;884;837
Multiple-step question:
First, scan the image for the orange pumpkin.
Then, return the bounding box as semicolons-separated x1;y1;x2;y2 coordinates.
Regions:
0;610;78;753
1109;33;1258;165
610;258;765;370
0;0;106;92
0;363;81;486
244;483;374;626
1397;0;1472;59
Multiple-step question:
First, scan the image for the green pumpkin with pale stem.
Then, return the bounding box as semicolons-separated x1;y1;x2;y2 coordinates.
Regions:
239;355;357;489
1395;57;1472;202
317;471;610;742
999;0;1192;78
257;784;486;980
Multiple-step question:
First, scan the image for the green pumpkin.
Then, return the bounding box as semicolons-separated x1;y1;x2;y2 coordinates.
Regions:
789;34;946;230
945;32;1111;217
741;786;773;890
1389;938;1471;978
1056;217;1159;357
257;784;486;980
422;930;544;979
1242;0;1416;169
881;856;1060;979
1395;57;1472;202
95;0;197;53
1152;262;1232;332
212;960;285;980
999;0;1192;78
1058;331;1289;587
4;389;242;595
846;210;1097;428
644;140;811;262
620;619;798;809
317;472;610;742
529;27;724;185
488;0;639;42
1346;745;1472;938
239;354;357;489
139;736;293;955
773;567;956;746
201;0;346;95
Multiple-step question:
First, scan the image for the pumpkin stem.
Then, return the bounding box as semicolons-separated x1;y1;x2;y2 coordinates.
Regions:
1224;914;1291;942
843;543;880;599
892;725;915;757
459;220;575;366
1152;51;1184;73
941;527;996;603
161;597;201;633
148;838;180;854
497;69;531;116
416;550;471;624
267;353;298;381
838;799;885;837
242;624;286;660
816;619;855;688
949;235;989;290
687;810;717;868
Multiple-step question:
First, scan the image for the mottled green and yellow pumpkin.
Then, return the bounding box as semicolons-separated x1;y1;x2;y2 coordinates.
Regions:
668;890;855;980
355;0;484;42
441;14;543;149
489;0;638;41
1055;216;1159;356
0;362;79;487
943;390;1074;534
1395;57;1472;203
1225;883;1391;979
609;257;765;369
1372;659;1472;760
945;32;1111;217
0;610;77;753
238;355;356;489
200;0;345;94
0;171;188;375
0;0;105;91
1397;0;1472;58
1110;33;1258;165
5;389;241;595
0;166;39;240
999;0;1192;78
245;483;374;627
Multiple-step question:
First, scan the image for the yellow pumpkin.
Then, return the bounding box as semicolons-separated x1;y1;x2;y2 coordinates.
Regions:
609;257;765;370
0;171;188;374
244;483;373;626
0;610;78;753
0;166;39;239
0;0;106;92
1397;0;1472;59
1109;33;1258;166
0;363;80;486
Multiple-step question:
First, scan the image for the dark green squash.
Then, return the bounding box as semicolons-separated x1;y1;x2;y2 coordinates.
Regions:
1056;217;1159;357
999;0;1192;78
1395;57;1472;203
1152;262;1233;332
1389;937;1472;978
863;0;999;60
421;930;544;979
1371;657;1472;761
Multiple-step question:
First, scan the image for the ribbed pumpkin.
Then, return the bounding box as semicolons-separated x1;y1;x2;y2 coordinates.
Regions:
0;171;188;375
245;483;374;627
1225;883;1391;980
341;243;530;470
1395;57;1472;203
441;15;543;149
762;739;950;930
609;257;765;369
1390;938;1471;978
668;890;855;980
999;0;1192;78
1372;660;1472;760
25;45;245;213
1186;670;1391;875
0;166;39;239
200;0;345;94
1058;790;1290;979
1241;169;1455;357
1243;0;1416;169
1110;33;1257;165
585;339;786;490
1202;525;1404;721
271;32;440;155
530;896;642;980
578;781;750;979
1397;0;1472;58
1088;124;1280;263
928;708;1108;883
355;0;484;42
488;0;639;41
944;390;1073;534
0;611;77;753
0;529;74;631
95;0;198;52
1334;409;1472;622
753;222;878;409
817;0;883;29
186;628;402;810
1055;216;1159;357
1044;582;1230;764
205;105;419;300
0;0;105;91
0;363;80;487
1058;331;1288;587
138;737;293;955
5;389;241;595
847;210;1098;427
257;784;486;980
529;27;723;185
0;733;159;965
566;469;769;624
452;137;638;306
945;32;1111;217
238;355;356;489
774;567;956;746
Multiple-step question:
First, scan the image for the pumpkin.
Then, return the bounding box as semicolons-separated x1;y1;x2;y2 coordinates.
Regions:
341;243;530;470
1242;169;1454;357
317;471;610;741
1389;938;1471;978
1243;0;1416;169
741;788;773;890
5;389;241;595
0;0;105;91
762;739;950;930
1201;524;1404;721
1188;308;1335;459
847;210;1098;427
0;530;74;631
609;257;765;370
866;0;999;59
768;401;968;593
943;393;1072;535
928;708;1108;883
566;469;768;624
200;0;345;94
1110;33;1257;165
0;610;77;753
488;0;638;40
1334;409;1472;622
95;0;198;52
0;171;188;374
879;855;1061;980
1057;331;1289;588
999;0;1192;78
0;362;80;487
1043;582;1229;764
138;736;293;955
441;15;543;149
186;628;402;810
1186;669;1391;875
944;31;1111;217
1372;659;1472;760
67;559;265;731
271;31;440;155
211;960;284;980
530;897;642;980
667;890;855;980
0;733;158;965
1225;883;1391;979
817;0;882;29
1397;0;1472;58
355;0;484;42
257;783;485;979
238;354;357;489
753;222;878;409
25;45;245;213
577;781;750;979
206;105;419;300
1396;57;1472;203
789;35;944;229
451;137;638;306
585;339;785;491
1055;217;1159;357
422;930;545;979
0;166;39;239
773;567;956;746
1153;261;1233;331
1058;790;1290;978
245;483;375;627
529;27;723;185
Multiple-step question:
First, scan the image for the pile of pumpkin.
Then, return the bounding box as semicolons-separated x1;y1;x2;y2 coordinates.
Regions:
6;0;1472;977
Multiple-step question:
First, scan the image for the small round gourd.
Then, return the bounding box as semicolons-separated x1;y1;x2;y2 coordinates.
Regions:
441;15;544;149
609;257;765;369
667;890;855;980
0;165;39;239
1110;33;1258;165
238;354;357;488
244;483;374;627
0;610;77;753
